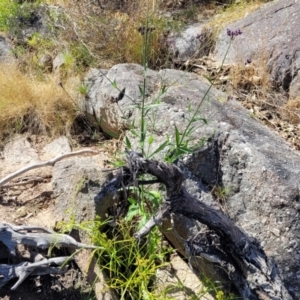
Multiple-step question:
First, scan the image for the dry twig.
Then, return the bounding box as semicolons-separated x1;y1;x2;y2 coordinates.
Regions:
0;149;98;188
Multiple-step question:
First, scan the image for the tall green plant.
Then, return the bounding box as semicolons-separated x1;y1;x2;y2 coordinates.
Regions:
68;2;241;298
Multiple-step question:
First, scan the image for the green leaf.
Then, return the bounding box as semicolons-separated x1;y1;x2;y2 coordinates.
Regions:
130;127;138;137
161;84;167;94
111;158;126;168
148;190;162;208
203;75;213;84
125;204;140;221
190;116;208;124
195;117;207;124
186;126;195;137
148;139;169;158
138;214;148;229
127;197;137;205
104;130;118;138
112;79;117;88
148;135;154;145
140;129;147;144
125;136;132;149
175;125;180;147
138;85;145;97
167;145;194;163
148;190;161;199
202;118;208;124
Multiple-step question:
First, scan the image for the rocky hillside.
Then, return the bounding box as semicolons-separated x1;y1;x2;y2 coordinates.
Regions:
1;1;300;299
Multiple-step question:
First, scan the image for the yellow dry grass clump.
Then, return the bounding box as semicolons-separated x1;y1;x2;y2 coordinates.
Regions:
283;97;300;124
0;64;76;142
229;62;271;95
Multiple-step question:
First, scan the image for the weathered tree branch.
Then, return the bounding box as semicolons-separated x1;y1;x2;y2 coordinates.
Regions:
96;151;293;300
0;222;100;290
0;256;69;290
0;149;98;188
0;222;99;255
134;203;170;240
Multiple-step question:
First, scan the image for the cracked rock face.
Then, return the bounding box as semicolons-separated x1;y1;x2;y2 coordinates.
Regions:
84;64;158;137
167;23;213;63
85;64;300;298
213;0;300;95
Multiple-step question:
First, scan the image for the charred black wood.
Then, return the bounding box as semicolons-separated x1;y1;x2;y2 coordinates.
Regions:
96;151;293;300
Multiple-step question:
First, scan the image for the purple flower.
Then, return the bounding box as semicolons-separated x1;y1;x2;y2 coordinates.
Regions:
227;28;242;39
246;58;252;64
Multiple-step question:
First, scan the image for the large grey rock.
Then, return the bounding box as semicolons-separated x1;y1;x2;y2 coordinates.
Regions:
84;64;222;149
52;53;65;75
158;69;300;297
213;0;300;94
51;155;118;300
155;254;214;300
52;156;115;224
1;136;39;173
84;64;158;137
289;71;300;99
167;23;212;63
85;63;300;298
42;136;71;158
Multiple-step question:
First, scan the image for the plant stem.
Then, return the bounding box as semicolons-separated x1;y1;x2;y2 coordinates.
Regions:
140;1;151;156
179;38;233;147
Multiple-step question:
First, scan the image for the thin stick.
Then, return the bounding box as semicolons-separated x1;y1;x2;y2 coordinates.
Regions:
0;150;98;188
0;176;48;188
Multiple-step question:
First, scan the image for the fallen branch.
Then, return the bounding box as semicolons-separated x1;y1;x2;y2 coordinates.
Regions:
96;151;293;300
0;222;99;255
0;149;98;188
0;222;101;290
0;256;69;290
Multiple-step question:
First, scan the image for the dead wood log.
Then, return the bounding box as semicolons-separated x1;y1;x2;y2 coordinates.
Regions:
95;151;293;300
0;256;69;290
0;222;98;255
0;223;100;290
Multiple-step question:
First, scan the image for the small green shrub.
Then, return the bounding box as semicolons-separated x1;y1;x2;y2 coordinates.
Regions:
69;43;96;72
0;0;19;31
27;32;52;50
59;218;172;300
77;83;89;96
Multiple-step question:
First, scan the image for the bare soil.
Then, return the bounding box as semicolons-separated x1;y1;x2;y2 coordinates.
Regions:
0;136;107;300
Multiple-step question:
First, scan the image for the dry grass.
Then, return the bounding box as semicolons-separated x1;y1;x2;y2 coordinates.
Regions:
282;97;300;124
208;0;271;33
0;64;77;143
50;0;180;69
229;62;271;96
